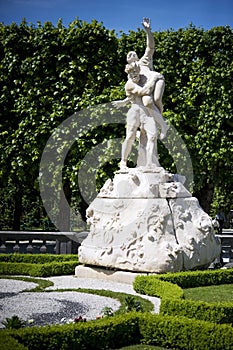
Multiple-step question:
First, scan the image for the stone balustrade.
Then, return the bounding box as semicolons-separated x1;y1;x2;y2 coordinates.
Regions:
0;231;88;254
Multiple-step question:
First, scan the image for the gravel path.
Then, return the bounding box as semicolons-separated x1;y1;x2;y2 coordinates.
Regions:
46;275;160;312
0;276;160;328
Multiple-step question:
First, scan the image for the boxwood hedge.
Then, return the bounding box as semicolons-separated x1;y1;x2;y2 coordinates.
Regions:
1;312;232;350
0;254;78;277
134;269;233;325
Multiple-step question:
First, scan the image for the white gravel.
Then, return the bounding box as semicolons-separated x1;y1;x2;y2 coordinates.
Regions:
46;275;160;312
0;276;160;328
0;279;38;293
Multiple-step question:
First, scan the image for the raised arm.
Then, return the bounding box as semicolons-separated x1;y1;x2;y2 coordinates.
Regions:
142;18;155;51
139;18;155;70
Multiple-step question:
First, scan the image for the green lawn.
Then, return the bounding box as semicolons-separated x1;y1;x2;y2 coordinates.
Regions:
184;283;233;302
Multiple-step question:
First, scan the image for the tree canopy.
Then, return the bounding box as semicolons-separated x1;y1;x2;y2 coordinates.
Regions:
0;19;232;230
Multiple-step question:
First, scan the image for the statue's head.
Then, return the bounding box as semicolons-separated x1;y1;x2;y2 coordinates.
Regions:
125;62;140;83
127;51;139;64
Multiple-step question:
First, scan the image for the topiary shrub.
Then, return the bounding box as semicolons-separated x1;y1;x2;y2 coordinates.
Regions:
12;312;141;350
0;261;78;277
133;275;184;299
0;254;77;264
154;269;233;288
139;313;233;350
160;298;233;325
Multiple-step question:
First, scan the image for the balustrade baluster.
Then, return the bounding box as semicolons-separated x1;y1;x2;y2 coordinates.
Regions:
13;240;20;253
40;240;47;253
0;239;6;253
26;239;33;253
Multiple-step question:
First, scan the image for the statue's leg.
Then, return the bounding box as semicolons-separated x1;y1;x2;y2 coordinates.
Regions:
143;115;160;167
147;105;169;140
120;107;139;169
153;79;165;114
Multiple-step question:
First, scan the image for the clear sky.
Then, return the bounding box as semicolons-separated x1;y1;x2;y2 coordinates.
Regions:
0;0;232;33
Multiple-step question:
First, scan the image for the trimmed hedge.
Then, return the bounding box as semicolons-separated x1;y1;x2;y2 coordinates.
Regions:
160;298;233;325
1;313;233;350
0;261;78;277
133;275;184;299
0;254;77;263
0;331;28;350
134;269;233;325
0;254;78;276
153;268;233;288
139;313;233;350
9;313;141;350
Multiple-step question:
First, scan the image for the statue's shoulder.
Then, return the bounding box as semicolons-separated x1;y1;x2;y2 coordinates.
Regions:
125;79;135;92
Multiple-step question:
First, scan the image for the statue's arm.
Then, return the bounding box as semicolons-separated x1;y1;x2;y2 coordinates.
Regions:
112;97;130;108
142;17;155;51
125;78;156;97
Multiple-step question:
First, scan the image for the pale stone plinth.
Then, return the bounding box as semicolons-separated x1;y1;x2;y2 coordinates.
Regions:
75;265;146;284
78;167;221;273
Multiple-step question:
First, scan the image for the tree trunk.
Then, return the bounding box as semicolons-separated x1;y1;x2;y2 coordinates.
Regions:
13;192;22;230
194;181;215;214
57;181;71;232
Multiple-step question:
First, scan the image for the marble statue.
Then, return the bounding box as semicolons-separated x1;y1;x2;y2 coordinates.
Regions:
77;18;221;274
113;18;169;169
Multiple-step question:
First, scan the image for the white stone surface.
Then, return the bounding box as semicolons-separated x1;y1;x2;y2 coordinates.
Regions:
78;167;221;273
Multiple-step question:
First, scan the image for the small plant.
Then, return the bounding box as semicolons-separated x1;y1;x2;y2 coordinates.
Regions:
101;306;114;317
124;296;142;312
2;315;26;329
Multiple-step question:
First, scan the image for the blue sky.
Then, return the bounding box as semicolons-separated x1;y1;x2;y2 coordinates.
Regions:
0;0;232;33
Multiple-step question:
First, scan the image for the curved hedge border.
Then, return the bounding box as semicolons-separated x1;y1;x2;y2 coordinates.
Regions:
1;312;233;350
133;269;233;325
0;254;78;277
1;256;233;349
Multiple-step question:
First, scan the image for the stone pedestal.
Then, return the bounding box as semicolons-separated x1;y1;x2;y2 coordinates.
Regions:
78;167;220;273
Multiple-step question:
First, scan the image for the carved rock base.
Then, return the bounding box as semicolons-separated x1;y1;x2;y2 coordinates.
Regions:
78;167;220;273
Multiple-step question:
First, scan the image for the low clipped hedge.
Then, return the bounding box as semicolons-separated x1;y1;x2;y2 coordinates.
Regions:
0;254;78;277
160;298;233;325
0;261;78;277
133;275;184;299
153;268;233;288
4;313;141;350
0;331;28;350
134;269;233;325
139;313;233;350
1;313;233;350
0;254;77;263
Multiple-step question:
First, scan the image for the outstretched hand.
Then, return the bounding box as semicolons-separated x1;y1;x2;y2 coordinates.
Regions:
112;99;128;109
142;17;151;30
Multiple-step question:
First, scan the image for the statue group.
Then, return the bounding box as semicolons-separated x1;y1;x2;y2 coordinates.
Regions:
78;19;220;273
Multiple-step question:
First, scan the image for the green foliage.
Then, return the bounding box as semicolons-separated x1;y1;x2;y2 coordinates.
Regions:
2;313;232;350
151;268;233;288
0;254;78;277
0;20;232;229
134;269;233;325
0;261;77;277
139;313;233;350
0;253;77;263
2;315;26;330
0;331;28;350
124;296;143;312
101;306;114;317
133;275;184;299
160;298;233;325
12;313;141;350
